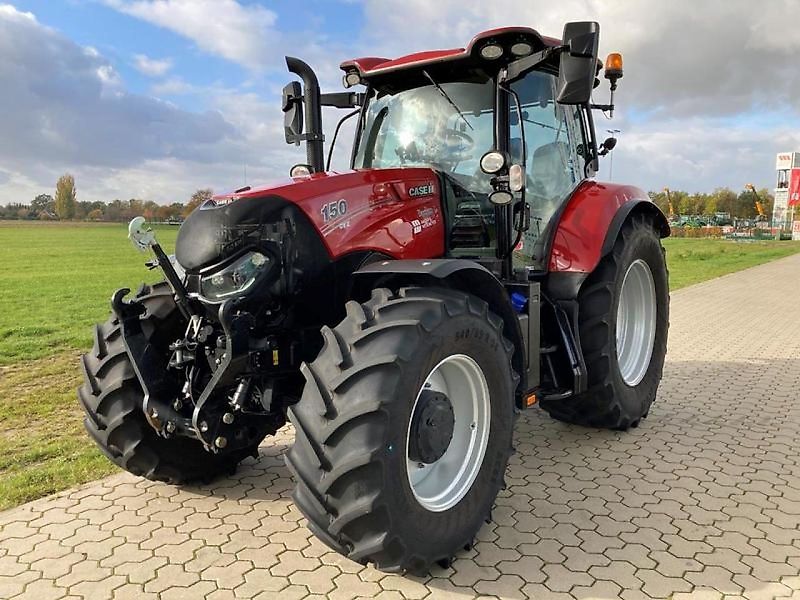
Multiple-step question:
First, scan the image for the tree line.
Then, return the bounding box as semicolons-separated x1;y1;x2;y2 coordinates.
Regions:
0;173;213;222
648;186;775;219
0;172;778;223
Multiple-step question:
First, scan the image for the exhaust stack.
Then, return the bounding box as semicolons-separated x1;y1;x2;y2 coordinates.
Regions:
285;56;325;172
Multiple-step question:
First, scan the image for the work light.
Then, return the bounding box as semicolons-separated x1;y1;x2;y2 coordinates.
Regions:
511;42;533;57
480;44;503;60
480;151;506;174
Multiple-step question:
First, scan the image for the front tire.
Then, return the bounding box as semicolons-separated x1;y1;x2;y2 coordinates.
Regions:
285;287;516;573
78;282;276;483
541;215;669;429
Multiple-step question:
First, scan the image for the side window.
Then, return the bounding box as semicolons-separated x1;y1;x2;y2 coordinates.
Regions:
510;71;577;269
564;104;588;180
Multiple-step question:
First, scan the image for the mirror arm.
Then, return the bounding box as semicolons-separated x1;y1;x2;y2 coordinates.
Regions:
326;109;361;171
320;92;365;109
500;46;565;84
583;104;600;177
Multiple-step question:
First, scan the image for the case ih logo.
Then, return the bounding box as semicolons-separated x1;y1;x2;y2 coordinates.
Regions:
408;183;434;197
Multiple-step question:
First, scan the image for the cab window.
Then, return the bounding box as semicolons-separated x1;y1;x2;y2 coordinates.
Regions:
510;71;579;270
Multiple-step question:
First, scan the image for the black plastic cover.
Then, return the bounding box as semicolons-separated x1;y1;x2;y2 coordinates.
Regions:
175;196;292;272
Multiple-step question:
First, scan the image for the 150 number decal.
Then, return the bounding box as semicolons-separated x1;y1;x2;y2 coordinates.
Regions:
321;199;348;223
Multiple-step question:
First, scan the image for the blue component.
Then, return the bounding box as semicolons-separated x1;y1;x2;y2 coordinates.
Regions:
510;292;528;314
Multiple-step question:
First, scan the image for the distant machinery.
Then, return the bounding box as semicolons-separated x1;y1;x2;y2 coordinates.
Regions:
744;183;768;227
663;187;678;223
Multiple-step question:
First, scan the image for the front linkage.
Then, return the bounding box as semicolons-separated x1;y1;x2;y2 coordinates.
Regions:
115;221;284;455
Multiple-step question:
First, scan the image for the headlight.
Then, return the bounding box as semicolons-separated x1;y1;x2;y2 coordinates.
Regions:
200;251;271;301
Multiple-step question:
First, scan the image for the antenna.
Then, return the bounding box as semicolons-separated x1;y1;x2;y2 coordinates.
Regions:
607;129;620;180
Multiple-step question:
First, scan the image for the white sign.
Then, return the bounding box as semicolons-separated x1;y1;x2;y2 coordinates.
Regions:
776;152;800;170
793;221;800;241
773;189;789;227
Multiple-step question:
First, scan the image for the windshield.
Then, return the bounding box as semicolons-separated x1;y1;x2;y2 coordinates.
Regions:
354;77;495;193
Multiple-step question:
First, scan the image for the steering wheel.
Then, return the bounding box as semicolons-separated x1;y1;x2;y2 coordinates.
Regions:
394;129;475;165
440;129;475;162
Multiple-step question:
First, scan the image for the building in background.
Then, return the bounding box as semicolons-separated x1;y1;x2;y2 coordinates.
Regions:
774;152;800;237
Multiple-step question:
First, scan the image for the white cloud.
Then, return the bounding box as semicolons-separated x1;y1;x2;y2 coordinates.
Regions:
105;0;338;77
747;0;800;52
359;0;800;118
96;64;122;88
133;53;173;77
611;119;800;193
150;77;195;96
0;3;296;204
0;2;366;205
0;3;35;23
3;0;800;206
356;0;800;191
105;0;279;70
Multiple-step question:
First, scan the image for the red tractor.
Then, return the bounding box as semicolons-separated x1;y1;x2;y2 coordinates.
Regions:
79;22;669;573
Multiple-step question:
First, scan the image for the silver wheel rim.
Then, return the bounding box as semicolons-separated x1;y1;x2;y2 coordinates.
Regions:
406;354;490;512
616;259;657;386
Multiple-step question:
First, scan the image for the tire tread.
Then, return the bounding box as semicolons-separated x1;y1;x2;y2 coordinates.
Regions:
286;286;515;573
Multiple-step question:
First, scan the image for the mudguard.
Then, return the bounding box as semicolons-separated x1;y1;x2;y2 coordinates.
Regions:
548;181;669;274
352;259;528;403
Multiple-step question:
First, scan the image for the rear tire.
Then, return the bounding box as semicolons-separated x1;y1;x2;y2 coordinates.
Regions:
285;287;516;573
78;282;276;483
541;215;669;429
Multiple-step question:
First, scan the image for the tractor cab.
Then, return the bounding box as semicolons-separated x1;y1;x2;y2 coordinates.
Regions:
283;23;621;277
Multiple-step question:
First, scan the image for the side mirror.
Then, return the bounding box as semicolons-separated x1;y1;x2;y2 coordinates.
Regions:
282;81;303;145
556;21;599;105
598;136;617;156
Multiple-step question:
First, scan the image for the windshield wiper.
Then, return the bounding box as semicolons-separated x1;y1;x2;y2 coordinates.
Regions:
422;70;474;131
523;116;558;132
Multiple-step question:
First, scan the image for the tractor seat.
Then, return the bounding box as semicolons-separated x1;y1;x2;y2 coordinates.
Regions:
529;141;572;215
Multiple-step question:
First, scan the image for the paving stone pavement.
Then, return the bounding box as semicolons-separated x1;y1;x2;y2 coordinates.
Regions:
2;253;800;600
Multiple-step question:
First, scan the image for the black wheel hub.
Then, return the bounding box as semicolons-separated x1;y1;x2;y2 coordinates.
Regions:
408;389;455;464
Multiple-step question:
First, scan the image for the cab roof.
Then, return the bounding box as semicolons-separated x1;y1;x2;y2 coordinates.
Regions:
340;27;560;80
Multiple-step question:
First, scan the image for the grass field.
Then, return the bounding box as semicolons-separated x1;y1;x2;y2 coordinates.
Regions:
2;221;800;509
0;222;177;365
664;237;800;289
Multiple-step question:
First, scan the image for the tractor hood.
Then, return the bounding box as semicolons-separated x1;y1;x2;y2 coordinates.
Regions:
176;168;446;273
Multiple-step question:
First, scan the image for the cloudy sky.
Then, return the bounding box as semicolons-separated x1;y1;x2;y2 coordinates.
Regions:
1;0;799;205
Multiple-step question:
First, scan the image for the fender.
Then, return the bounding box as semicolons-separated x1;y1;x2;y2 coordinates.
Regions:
351;259;528;405
600;196;671;256
548;181;669;275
